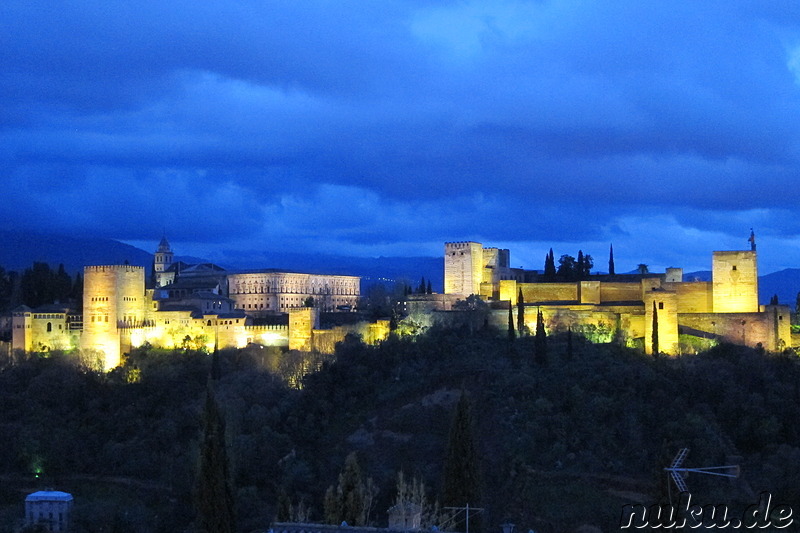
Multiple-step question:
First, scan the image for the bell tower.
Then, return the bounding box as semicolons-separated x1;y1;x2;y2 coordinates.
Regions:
153;235;174;288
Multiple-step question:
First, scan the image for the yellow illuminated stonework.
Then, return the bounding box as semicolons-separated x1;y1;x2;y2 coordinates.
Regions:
9;238;789;365
445;242;790;356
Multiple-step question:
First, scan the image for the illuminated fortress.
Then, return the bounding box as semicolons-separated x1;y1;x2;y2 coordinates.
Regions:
442;240;791;355
9;235;795;368
12;237;377;370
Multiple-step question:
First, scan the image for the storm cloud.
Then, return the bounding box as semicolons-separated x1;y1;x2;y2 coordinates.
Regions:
4;0;800;273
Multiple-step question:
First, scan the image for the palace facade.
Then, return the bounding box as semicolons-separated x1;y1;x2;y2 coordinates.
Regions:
12;237;375;370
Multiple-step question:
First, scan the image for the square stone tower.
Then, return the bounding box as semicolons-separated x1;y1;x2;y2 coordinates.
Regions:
444;242;484;296
712;251;758;313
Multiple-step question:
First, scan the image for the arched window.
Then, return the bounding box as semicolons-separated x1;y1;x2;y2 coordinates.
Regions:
46;322;52;332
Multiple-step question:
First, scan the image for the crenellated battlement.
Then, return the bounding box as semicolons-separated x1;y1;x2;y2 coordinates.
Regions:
445;241;480;249
84;265;145;273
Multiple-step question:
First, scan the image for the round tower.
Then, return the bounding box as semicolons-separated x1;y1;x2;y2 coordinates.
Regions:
82;265;145;370
153;236;174;287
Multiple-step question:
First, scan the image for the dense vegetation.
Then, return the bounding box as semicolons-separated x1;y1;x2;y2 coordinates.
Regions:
1;328;799;532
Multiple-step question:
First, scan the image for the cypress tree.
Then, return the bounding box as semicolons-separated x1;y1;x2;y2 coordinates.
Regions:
211;345;221;380
71;272;83;310
652;301;659;357
442;391;480;529
534;309;548;365
196;384;236;533
577;251;585;280
427;280;432;294
339;452;365;525
517;289;525;334
566;325;573;359
544;248;557;278
507;305;515;341
608;243;616;276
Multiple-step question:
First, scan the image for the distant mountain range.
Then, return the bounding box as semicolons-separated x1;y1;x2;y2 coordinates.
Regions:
0;230;154;273
2;230;799;306
0;231;443;291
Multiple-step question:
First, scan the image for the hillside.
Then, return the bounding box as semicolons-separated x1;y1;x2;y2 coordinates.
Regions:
0;333;798;532
0;230;153;273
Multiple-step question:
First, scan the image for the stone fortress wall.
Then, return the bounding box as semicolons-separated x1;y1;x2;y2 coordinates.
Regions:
11;238;380;370
10;235;794;366
447;241;792;355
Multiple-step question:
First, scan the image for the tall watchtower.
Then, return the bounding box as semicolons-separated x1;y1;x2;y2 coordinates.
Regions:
81;265;145;370
444;242;484;296
712;251;758;313
153;236;174;287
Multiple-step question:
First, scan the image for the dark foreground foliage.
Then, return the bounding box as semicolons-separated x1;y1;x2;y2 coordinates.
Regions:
0;329;799;532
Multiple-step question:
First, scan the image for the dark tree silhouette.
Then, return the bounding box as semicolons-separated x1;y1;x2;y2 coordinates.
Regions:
608;244;616;276
442;391;480;529
544;248;556;279
517;289;525;334
534;309;548;366
196;384;236;533
557;255;576;280
566;326;573;359
652;301;659;358
507;305;515;341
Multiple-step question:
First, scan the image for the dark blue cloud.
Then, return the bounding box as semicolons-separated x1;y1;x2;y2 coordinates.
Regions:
3;0;800;272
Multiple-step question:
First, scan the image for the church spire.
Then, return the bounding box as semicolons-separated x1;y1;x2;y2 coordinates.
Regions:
157;234;172;253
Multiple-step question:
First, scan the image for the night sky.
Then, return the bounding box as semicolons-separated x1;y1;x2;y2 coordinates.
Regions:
4;1;800;274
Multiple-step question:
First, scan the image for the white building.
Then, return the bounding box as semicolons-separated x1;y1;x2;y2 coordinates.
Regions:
25;490;73;532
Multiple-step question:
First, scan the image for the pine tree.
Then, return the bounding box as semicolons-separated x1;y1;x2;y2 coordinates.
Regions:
516;289;525;334
507;305;515;341
608;243;616;276
557;255;576;280
534;309;547;366
195;384;236;533
652;301;659;358
442;391;480;529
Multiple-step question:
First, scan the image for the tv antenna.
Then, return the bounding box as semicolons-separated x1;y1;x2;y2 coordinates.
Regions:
664;447;740;495
443;504;484;533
